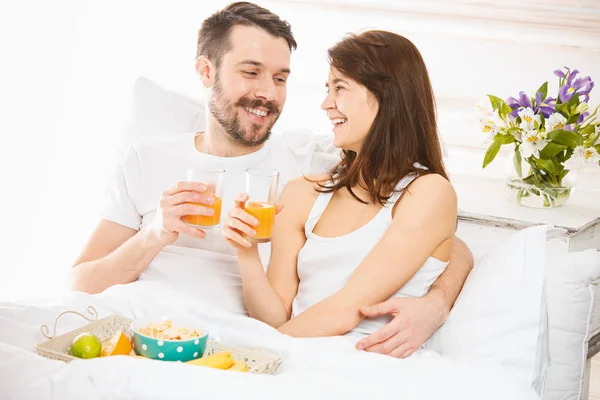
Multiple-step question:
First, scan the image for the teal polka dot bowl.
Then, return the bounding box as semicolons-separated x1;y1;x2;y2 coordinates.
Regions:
130;316;208;362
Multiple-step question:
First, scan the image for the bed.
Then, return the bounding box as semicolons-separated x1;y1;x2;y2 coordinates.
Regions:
1;77;598;400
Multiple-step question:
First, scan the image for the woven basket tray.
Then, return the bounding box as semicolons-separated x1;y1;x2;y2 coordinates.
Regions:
34;307;281;375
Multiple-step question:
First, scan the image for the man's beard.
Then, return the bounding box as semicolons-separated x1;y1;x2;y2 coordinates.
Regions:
209;74;280;147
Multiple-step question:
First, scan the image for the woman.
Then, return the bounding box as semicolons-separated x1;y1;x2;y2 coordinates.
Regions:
222;31;457;344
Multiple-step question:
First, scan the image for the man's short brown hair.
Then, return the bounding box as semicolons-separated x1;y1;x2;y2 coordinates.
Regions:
196;2;297;67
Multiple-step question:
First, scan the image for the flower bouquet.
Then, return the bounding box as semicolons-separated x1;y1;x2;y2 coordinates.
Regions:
478;66;599;208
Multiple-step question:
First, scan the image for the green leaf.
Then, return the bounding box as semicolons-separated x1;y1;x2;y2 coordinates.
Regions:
536;82;548;103
533;158;556;174
581;124;596;135
487;95;503;112
547;129;583;148
556;103;570;115
513;146;523;178
558;148;574;163
552;159;565;174
508;127;521;136
539;142;568;159
567;114;580;125
482;137;503;168
558;169;569;182
568;95;580;111
522;174;536;185
564;97;580;120
487;95;512;118
595;144;600;153
500;134;515;144
583;126;598;146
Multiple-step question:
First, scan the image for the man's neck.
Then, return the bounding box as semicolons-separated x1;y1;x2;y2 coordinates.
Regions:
195;115;265;157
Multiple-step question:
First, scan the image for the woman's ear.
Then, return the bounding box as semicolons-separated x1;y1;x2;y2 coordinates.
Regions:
195;56;215;89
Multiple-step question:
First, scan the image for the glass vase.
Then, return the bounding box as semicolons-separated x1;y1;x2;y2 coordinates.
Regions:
503;148;577;208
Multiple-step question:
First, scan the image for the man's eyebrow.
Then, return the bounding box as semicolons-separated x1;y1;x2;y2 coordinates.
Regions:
236;59;262;67
236;59;291;74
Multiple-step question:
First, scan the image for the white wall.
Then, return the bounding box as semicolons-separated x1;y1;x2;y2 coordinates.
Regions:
0;0;83;297
1;0;599;300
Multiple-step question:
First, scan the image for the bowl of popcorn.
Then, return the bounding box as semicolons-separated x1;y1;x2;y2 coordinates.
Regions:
130;316;208;362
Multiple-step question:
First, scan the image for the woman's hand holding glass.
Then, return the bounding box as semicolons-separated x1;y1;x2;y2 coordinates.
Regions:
222;193;284;253
223;193;259;252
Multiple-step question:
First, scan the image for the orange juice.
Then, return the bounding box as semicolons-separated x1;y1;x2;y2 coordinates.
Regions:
183;196;222;227
244;202;275;241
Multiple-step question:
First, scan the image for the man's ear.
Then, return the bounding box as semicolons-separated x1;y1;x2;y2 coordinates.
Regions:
195;56;216;88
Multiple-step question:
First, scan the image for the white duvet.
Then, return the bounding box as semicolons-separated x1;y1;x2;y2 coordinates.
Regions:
0;281;539;400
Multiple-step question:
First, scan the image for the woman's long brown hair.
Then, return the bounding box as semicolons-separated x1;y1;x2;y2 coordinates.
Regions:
320;30;448;205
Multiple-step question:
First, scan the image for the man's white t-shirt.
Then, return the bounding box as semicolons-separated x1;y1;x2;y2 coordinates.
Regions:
102;130;338;315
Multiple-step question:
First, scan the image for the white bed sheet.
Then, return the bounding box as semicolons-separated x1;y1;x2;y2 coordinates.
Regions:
0;281;540;400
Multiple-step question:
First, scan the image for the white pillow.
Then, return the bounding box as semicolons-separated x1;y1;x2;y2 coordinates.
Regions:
426;225;550;395
544;249;600;400
118;77;206;153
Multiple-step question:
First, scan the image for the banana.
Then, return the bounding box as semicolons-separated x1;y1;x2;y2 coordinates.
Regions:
187;351;235;370
227;359;249;372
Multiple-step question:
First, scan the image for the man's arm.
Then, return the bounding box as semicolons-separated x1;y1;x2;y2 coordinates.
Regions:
69;220;163;294
428;236;474;316
355;236;473;358
69;181;213;294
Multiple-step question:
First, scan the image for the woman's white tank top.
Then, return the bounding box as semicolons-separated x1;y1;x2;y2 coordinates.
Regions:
291;172;449;337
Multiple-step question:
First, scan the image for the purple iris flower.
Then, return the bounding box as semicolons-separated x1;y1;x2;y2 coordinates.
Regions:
507;90;555;118
507;91;533;117
557;68;595;103
554;66;579;81
534;91;556;117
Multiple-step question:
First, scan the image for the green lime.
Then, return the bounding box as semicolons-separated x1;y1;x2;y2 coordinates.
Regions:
71;333;102;359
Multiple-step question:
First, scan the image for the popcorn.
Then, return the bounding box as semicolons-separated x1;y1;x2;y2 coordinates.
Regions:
139;319;203;340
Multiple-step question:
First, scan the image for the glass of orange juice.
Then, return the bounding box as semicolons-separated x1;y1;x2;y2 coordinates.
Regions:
244;168;279;243
183;168;224;228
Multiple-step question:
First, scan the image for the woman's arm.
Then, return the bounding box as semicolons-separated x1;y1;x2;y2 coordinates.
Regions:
278;174;457;337
223;177;319;327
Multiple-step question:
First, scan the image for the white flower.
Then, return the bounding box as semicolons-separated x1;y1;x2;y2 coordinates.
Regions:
479;116;497;144
518;107;541;131
479;110;508;144
576;103;589;114
492;111;508;133
520;130;548;158
476;98;494;118
545;112;567;132
538;129;548;140
567;146;600;170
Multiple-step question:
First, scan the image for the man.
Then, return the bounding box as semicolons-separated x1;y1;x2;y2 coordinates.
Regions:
70;1;473;359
